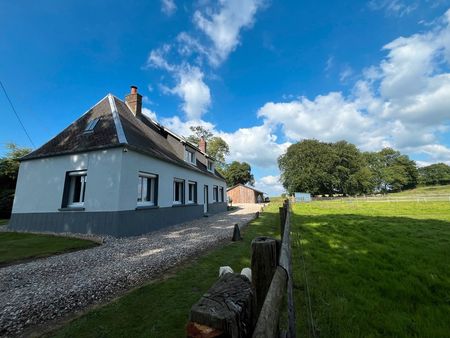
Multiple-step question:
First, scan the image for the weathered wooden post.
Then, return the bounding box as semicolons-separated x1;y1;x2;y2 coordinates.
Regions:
232;224;242;241
255;211;260;219
188;273;256;338
279;207;286;237
251;237;278;317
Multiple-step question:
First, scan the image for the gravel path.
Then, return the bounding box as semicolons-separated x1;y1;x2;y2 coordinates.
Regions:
0;204;262;337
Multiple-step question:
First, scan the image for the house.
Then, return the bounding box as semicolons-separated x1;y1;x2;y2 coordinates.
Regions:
227;184;265;204
9;86;227;237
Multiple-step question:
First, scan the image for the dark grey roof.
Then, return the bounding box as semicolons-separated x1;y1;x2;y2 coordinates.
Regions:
22;94;225;181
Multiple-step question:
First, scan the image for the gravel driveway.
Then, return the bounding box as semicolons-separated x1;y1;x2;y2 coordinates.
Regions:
0;204;262;337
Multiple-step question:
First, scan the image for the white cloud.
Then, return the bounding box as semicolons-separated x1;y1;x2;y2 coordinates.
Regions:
169;66;211;120
254;175;285;196
193;0;265;66
147;48;211;120
368;0;418;17
256;9;450;164
142;107;158;121
161;0;177;16
147;0;265;120
219;124;291;168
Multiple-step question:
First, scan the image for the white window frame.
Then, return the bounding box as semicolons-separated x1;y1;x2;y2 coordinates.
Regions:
173;178;185;205
137;172;157;206
67;171;87;207
188;181;197;204
184;147;196;165
207;160;214;172
213;185;218;202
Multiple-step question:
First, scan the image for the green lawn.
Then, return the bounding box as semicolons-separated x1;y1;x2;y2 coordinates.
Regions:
49;204;280;338
0;232;98;266
0;219;8;226
292;201;450;337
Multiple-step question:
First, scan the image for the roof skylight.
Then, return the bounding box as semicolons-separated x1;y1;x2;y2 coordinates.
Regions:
84;118;100;133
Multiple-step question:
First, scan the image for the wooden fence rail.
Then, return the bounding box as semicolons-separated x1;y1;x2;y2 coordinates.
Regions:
252;200;296;338
187;201;296;338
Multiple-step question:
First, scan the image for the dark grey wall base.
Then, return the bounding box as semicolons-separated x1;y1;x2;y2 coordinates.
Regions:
208;202;228;214
9;203;228;237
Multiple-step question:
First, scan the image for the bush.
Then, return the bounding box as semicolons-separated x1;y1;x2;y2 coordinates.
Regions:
0;190;14;219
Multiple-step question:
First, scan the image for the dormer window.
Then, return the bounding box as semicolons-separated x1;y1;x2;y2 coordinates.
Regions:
84;118;100;133
207;160;214;172
185;148;196;165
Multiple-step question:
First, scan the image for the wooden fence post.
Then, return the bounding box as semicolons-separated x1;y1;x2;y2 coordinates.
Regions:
251;237;278;318
279;207;286;237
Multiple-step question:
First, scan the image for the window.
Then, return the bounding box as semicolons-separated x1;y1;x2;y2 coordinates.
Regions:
213;185;218;202
173;179;185;204
137;172;157;206
188;181;197;203
184;148;196;165
62;171;87;208
219;187;224;202
84;118;100;133
207;160;214;172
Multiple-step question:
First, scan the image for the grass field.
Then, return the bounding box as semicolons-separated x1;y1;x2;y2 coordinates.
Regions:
0;219;8;226
48;205;279;338
390;184;450;196
0;232;98;266
292;201;450;337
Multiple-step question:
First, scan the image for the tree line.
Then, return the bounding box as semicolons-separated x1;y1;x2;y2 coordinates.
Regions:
278;139;450;196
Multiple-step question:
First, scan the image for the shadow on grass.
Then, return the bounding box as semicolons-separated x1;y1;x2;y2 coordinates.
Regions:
291;213;450;338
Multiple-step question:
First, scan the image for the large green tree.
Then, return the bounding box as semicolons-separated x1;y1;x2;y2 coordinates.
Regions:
222;161;254;187
278;140;417;196
418;163;450;185
186;126;230;166
364;148;418;192
278;139;338;195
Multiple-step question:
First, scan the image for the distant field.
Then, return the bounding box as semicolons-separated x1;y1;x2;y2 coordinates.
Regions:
292;200;450;337
390;184;450;196
0;232;98;266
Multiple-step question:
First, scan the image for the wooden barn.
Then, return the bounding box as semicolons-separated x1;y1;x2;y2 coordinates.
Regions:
227;184;265;204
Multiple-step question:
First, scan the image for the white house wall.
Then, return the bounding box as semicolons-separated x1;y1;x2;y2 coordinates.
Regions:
118;150;226;210
12;148;123;213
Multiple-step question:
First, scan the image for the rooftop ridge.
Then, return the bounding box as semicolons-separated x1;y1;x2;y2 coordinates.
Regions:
108;94;127;144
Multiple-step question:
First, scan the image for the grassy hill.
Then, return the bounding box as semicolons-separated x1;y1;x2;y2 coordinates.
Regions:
391;184;450;196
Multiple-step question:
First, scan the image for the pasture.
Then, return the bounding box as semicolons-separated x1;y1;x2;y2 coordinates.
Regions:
292;200;450;337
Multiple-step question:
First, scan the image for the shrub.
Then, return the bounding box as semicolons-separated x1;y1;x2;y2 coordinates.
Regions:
0;189;14;219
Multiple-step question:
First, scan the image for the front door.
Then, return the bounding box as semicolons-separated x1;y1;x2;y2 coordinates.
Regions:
203;185;209;213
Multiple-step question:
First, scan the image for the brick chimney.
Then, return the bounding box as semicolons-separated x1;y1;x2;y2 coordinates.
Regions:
199;136;207;153
125;85;142;118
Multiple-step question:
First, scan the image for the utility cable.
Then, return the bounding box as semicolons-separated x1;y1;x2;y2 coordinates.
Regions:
0;80;35;148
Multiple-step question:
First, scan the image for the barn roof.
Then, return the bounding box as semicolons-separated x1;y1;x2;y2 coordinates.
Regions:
226;183;265;194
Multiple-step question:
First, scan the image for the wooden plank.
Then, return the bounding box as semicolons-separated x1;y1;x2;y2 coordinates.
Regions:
189;273;256;338
252;267;288;338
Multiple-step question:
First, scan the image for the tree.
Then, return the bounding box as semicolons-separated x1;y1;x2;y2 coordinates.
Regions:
0;143;32;218
278;140;338;195
364;148;418;192
0;143;32;190
222;161;254;187
186;126;230;166
418;163;450;185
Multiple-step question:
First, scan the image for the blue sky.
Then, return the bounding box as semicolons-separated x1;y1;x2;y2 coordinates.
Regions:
1;0;450;195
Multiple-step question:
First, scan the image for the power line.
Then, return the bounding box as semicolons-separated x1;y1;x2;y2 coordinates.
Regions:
0;80;35;148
